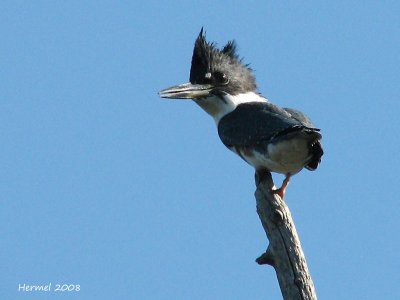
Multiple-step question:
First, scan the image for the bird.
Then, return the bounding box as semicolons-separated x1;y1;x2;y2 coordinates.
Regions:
159;29;323;198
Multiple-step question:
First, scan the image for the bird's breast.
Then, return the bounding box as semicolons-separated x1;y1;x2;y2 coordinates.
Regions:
229;137;312;175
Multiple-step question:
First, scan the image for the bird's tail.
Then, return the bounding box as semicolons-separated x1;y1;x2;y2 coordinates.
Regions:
306;139;323;171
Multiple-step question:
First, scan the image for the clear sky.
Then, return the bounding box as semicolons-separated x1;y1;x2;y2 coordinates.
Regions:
1;1;399;299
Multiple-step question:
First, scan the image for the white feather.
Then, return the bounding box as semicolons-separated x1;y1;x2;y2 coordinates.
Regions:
193;92;266;124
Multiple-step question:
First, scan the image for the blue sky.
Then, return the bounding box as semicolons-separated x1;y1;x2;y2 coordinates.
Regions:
1;1;399;299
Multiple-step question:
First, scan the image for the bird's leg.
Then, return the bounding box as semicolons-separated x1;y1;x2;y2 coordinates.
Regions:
273;174;291;199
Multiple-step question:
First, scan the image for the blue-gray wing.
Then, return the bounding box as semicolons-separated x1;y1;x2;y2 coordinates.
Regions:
218;102;320;148
283;107;316;128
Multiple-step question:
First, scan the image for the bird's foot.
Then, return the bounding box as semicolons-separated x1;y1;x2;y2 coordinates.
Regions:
272;175;291;199
273;187;286;199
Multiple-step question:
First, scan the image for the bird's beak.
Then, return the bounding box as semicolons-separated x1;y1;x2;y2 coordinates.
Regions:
159;82;213;99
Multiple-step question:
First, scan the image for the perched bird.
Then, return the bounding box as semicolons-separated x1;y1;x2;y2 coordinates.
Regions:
159;29;323;198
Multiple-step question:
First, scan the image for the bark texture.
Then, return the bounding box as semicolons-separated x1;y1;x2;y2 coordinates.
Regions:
255;172;317;300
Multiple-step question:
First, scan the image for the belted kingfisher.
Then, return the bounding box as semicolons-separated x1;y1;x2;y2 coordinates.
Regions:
159;29;323;198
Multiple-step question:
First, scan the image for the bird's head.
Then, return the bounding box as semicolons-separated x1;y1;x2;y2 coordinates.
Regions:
159;28;257;100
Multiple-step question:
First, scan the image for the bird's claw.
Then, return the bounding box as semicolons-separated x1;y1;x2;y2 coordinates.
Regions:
273;187;286;199
272;175;291;199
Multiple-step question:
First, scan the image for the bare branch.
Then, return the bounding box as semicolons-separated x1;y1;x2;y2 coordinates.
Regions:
255;172;317;300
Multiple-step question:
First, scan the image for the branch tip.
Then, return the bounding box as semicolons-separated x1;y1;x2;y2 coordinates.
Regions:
255;170;273;188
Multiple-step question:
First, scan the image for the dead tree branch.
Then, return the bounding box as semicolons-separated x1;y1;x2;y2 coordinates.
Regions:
255;172;317;300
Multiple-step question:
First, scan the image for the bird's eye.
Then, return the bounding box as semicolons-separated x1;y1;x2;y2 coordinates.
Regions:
213;72;229;85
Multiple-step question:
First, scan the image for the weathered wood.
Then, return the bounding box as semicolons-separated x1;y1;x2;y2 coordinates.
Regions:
255;172;317;300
